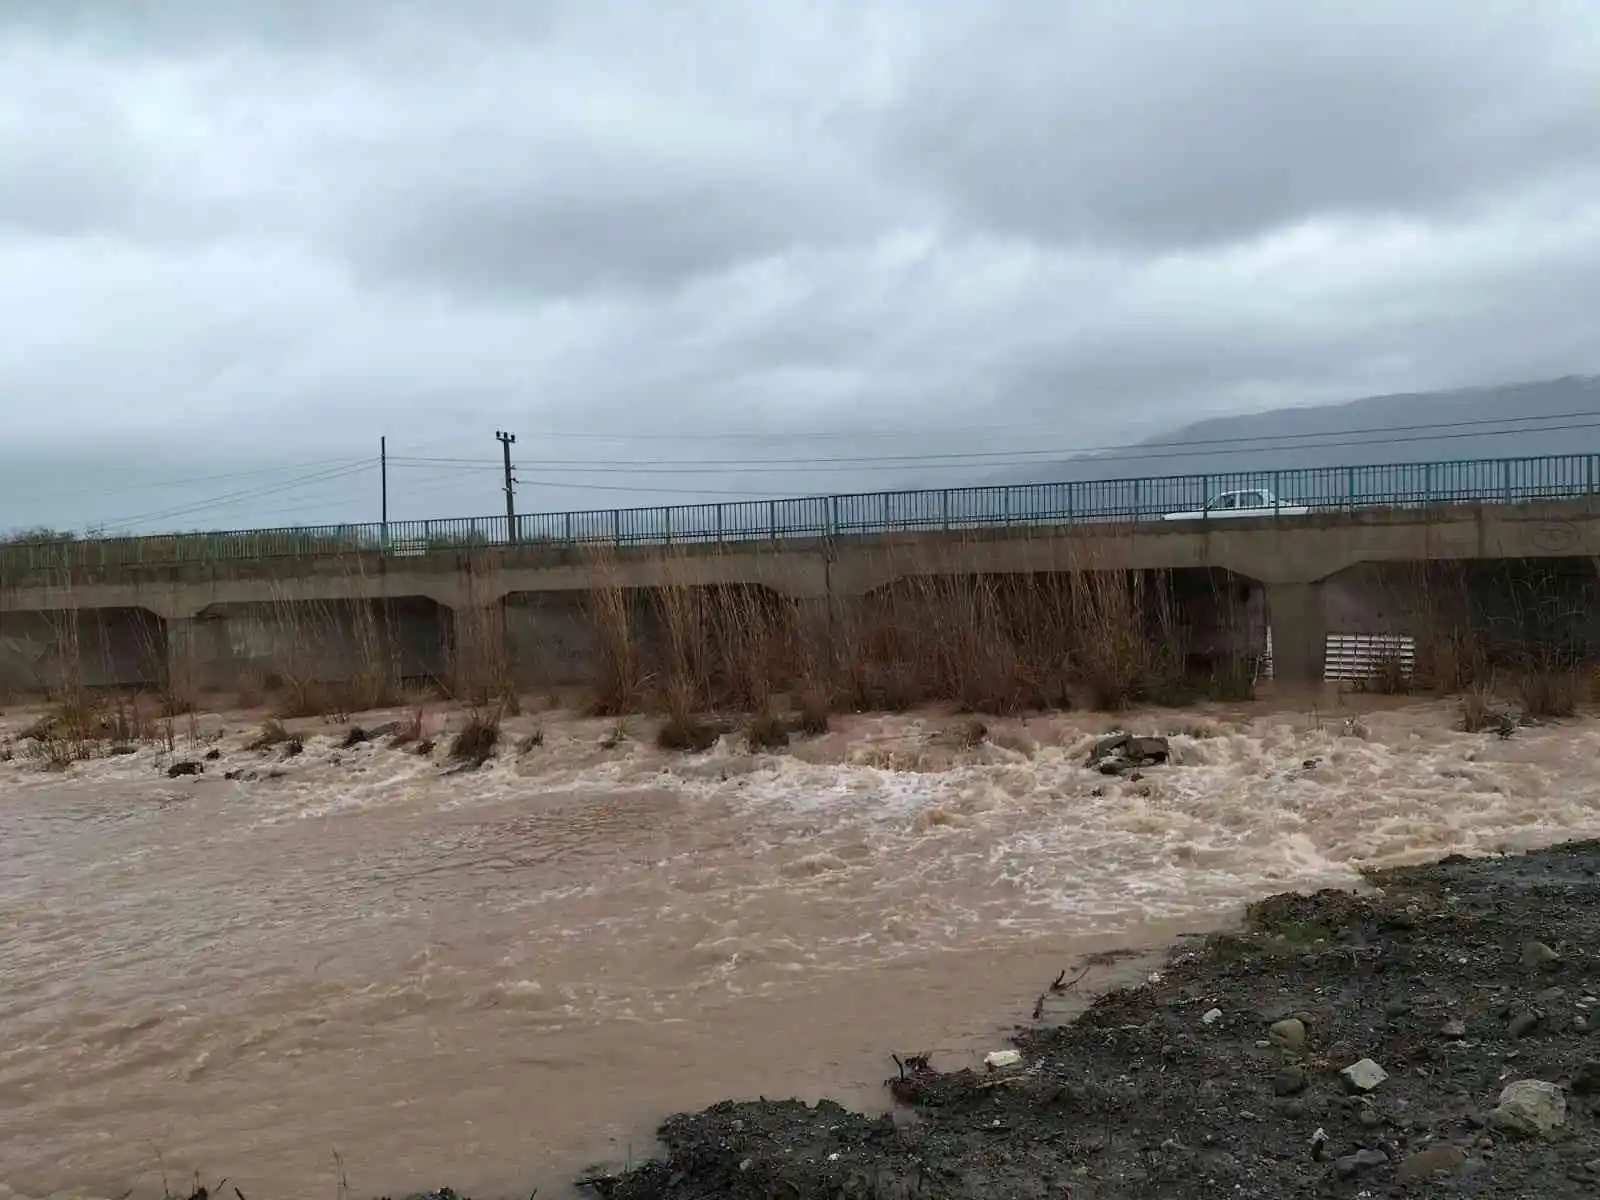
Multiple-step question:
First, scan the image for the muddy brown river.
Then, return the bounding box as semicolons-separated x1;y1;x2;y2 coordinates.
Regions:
4;701;1600;1198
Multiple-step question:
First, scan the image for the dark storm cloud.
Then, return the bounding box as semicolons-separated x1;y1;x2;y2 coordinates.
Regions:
0;1;1597;534
884;0;1600;248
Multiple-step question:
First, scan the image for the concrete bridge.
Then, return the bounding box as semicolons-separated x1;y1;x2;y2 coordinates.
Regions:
4;493;1600;693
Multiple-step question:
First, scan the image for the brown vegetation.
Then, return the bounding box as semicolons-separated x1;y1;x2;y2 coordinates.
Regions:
745;709;790;751
448;707;501;768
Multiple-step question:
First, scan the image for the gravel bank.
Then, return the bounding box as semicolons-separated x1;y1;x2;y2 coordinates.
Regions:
576;838;1600;1199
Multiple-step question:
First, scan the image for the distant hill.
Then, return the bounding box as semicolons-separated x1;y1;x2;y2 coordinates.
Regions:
989;375;1600;486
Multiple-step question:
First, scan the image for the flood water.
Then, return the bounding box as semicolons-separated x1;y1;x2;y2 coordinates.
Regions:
4;699;1600;1198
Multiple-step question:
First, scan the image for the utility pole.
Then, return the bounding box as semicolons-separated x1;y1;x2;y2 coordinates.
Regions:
380;436;389;547
496;430;517;542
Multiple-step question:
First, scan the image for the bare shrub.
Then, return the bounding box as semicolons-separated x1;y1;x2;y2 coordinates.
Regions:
655;570;714;714
1071;568;1182;710
713;585;787;712
1516;663;1579;719
657;711;721;753
389;701;426;748
1459;682;1508;733
935;717;988;749
247;718;293;751
448;707;501;768
452;589;519;714
584;553;645;716
795;692;831;736
1362;654;1413;696
745;709;790;751
1416;627;1487;694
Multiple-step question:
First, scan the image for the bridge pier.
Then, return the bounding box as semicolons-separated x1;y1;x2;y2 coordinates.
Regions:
1266;581;1327;683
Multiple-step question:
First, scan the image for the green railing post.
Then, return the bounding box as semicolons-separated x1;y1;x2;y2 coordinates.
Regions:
612;509;621;546
768;500;777;542
1424;462;1433;506
564;512;573;545
1272;470;1281;516
664;506;672;545
1346;467;1356;513
941;489;950;532
1502;459;1512;505
716;504;724;543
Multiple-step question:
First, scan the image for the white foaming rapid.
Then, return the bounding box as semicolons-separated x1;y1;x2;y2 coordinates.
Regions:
2;699;1598;1199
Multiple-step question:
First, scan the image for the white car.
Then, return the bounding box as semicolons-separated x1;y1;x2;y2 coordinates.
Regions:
1162;488;1310;521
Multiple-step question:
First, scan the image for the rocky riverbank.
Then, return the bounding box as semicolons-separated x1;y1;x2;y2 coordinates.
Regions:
574;838;1600;1199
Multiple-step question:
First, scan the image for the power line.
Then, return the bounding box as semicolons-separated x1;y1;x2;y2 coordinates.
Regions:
388;409;1600;470
97;461;378;531
19;456;373;504
383;414;1600;477
394;388;1600;446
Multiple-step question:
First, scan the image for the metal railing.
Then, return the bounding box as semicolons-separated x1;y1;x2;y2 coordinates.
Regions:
3;453;1597;574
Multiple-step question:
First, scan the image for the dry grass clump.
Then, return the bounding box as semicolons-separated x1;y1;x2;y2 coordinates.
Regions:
1515;664;1579;719
745;709;790;751
1458;681;1514;734
585;561;646;717
1361;653;1414;696
449;707;501;768
934;717;988;749
795;691;831;736
18;691;168;767
1416;628;1488;694
247;718;293;751
389;703;426;748
656;711;722;753
566;550;1255;721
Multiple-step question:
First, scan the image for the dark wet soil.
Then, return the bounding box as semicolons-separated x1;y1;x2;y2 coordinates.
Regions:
559;839;1600;1199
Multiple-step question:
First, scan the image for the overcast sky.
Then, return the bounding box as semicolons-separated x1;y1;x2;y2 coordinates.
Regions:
3;0;1598;534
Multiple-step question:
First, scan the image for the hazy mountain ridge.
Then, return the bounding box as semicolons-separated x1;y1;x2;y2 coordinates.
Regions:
993;375;1600;485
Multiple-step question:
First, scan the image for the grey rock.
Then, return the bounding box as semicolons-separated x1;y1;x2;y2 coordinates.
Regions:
1086;732;1170;773
1508;1010;1542;1038
1357;1107;1383;1130
1086;732;1131;764
1397;1144;1467;1181
1333;1148;1389;1179
1535;986;1568;1005
1490;1079;1567;1137
1340;1058;1388;1093
1571;1061;1600;1095
1268;1018;1307;1051
1273;1067;1308;1097
1522;941;1561;969
1441;1018;1468;1038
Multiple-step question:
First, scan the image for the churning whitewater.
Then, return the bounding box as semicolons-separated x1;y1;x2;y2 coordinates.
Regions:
3;700;1600;1198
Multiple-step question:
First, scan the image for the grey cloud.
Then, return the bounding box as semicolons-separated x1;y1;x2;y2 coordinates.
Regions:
882;0;1600;248
0;1;1598;535
337;134;903;296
